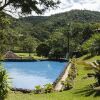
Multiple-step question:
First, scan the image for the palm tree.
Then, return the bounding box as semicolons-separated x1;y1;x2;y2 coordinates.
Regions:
78;60;100;86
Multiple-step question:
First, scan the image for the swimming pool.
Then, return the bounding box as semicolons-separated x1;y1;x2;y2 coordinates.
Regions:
4;61;67;89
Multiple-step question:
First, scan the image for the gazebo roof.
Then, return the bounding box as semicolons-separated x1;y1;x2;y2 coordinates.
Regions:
4;51;20;59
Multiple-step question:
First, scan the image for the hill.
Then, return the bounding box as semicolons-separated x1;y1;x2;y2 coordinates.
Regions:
15;10;100;41
4;10;100;56
19;10;100;24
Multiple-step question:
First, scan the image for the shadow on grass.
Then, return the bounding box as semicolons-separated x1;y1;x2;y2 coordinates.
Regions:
74;85;100;97
83;55;94;60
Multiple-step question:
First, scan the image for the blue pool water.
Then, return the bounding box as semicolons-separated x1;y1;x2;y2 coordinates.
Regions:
4;61;67;89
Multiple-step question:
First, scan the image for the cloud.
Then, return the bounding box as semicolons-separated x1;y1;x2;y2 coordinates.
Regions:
4;0;100;18
44;0;100;16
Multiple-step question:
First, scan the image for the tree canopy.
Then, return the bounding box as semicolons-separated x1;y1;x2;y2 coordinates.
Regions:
0;10;100;58
0;0;60;15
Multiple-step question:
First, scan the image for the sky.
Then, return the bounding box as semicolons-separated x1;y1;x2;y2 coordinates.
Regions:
46;0;100;15
3;0;100;18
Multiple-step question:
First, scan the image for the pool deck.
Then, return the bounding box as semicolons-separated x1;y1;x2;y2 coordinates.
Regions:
54;63;72;91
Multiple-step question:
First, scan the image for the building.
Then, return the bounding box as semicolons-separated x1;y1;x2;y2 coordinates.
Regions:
4;51;21;60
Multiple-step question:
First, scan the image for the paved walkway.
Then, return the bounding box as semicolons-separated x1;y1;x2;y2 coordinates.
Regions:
54;63;72;91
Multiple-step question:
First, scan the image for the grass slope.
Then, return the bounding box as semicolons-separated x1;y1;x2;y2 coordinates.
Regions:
6;55;100;100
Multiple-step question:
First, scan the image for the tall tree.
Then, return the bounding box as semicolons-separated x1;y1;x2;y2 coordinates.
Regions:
36;43;50;57
0;12;11;57
22;36;37;56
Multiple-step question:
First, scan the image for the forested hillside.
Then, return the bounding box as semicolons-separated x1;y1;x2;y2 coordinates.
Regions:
2;10;100;58
16;10;100;41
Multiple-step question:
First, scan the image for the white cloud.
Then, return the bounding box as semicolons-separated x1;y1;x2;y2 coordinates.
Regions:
45;0;100;16
3;0;100;18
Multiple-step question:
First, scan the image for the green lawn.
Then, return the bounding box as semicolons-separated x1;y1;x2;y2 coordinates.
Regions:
6;55;100;100
15;53;47;60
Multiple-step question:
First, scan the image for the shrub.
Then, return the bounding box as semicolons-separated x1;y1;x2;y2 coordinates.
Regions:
61;78;73;90
0;65;10;100
34;85;42;94
44;84;53;93
61;58;77;91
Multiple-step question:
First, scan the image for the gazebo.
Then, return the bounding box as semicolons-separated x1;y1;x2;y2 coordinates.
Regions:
4;51;21;60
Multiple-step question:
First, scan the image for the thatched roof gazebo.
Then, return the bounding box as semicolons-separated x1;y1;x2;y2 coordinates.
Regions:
4;51;21;60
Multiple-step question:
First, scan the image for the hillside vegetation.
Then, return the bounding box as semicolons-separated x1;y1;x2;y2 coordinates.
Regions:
1;10;100;58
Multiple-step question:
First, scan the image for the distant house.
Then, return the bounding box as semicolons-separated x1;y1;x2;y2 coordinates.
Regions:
4;51;21;60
